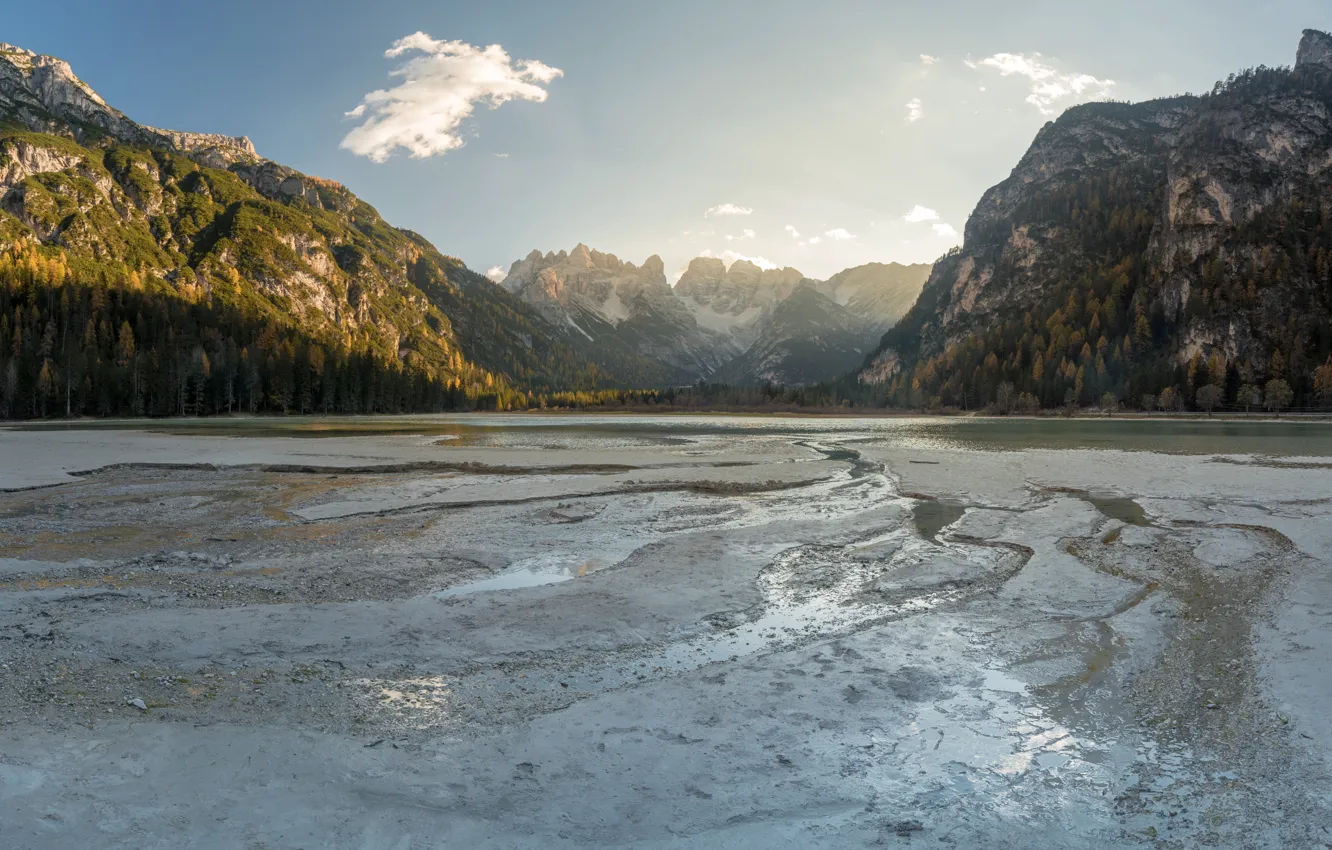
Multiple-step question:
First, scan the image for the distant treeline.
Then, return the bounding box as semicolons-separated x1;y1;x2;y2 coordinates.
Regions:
5;241;1330;420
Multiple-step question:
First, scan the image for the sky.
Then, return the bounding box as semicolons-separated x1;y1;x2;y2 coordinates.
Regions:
10;0;1328;281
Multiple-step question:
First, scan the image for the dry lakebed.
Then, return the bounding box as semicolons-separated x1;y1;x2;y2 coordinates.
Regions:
1;415;1330;848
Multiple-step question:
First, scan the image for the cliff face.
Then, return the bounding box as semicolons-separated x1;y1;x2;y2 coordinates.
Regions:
863;30;1332;410
0;44;257;167
1297;29;1332;70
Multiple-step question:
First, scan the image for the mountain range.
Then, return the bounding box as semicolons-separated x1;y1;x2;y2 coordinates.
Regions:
6;27;1332;418
499;246;928;385
0;42;692;417
860;28;1332;412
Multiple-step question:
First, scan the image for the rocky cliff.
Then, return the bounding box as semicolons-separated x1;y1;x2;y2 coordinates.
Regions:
862;30;1332;410
0;44;258;168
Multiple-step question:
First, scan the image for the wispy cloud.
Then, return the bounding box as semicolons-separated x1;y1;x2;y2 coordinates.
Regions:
484;265;507;282
342;33;563;162
966;52;1114;115
825;228;856;241
920;54;939;65
932;222;959;239
905;97;923;123
493;152;510;158
705;203;753;217
724;228;757;242
807;236;823;245
903;205;939;223
784;224;800;238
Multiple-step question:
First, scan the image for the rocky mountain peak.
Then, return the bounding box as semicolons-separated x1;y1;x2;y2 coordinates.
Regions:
1297;29;1332;70
0;43;258;167
677;256;726;285
569;242;593;264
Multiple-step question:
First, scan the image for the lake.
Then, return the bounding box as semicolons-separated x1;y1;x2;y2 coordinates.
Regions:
13;413;1332;457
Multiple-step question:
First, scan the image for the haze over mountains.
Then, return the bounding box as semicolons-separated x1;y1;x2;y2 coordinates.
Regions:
499;245;929;385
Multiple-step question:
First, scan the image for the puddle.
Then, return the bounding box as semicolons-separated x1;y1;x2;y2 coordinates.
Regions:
436;555;607;597
1085;495;1149;526
912;500;965;541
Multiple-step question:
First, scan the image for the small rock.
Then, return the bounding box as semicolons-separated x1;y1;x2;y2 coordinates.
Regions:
128;698;147;711
893;819;924;836
1205;703;1220;710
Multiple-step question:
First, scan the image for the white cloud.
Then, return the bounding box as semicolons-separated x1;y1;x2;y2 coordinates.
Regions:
967;52;1114;115
705;203;753;217
342;33;563;163
484;265;507;282
905;97;923;123
920;54;939;65
932;222;960;239
825;228;856;241
493;152;510;158
784;224;800;238
903;205;940;223
807;236;823;245
720;250;777;270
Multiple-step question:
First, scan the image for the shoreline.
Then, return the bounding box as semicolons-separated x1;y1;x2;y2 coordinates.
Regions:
4;409;1332;428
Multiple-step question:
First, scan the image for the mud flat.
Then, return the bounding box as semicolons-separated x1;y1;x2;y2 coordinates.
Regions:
1;417;1330;848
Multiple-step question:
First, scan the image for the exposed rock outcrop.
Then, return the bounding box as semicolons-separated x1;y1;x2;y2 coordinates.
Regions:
1296;29;1332;70
0;44;257;166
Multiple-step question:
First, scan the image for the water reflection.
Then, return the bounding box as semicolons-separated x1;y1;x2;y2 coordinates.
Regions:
17;414;1332;456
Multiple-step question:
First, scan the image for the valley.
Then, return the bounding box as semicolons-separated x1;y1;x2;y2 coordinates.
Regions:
498;246;929;385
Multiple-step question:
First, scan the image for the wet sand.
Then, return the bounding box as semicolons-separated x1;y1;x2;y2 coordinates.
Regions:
1;418;1330;848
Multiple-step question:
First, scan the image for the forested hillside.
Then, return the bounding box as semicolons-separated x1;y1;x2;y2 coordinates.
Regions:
859;36;1332;413
0;43;669;419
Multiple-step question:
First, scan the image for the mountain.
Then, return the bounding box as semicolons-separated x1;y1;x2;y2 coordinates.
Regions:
818;262;932;328
0;42;657;419
501;246;930;386
861;29;1332;411
500;245;728;381
711;282;876;385
673;256;807;350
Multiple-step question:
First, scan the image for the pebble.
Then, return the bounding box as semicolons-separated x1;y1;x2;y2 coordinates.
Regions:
128;698;147;711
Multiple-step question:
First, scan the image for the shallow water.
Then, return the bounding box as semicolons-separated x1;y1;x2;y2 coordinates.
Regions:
912;500;966;540
13;413;1332;456
1085;494;1149;526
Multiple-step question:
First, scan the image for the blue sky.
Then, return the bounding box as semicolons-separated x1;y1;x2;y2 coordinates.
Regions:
10;0;1328;280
